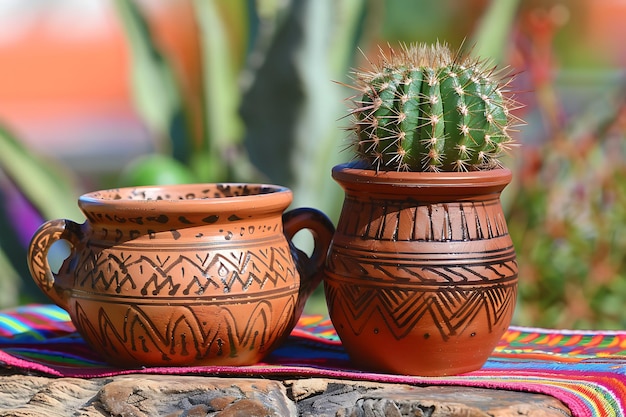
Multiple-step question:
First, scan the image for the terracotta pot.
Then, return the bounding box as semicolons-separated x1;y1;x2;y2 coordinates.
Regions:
324;164;518;376
27;183;334;368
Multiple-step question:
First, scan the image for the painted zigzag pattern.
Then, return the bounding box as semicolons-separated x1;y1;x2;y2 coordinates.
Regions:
73;296;296;363
326;280;517;341
74;246;296;296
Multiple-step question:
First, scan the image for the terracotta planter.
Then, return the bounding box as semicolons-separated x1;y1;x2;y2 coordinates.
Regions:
324;164;518;376
27;183;334;368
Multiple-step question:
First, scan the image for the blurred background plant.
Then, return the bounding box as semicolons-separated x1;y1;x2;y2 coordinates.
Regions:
1;0;626;329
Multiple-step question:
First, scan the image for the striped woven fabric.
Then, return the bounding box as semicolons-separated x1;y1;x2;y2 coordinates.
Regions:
1;305;624;417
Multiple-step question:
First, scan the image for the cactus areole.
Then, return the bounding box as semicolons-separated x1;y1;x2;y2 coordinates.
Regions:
348;42;520;172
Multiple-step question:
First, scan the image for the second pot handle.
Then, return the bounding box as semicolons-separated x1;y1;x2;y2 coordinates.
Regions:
27;219;83;311
282;207;334;314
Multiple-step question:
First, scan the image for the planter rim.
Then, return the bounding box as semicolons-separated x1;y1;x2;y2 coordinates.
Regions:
332;163;512;188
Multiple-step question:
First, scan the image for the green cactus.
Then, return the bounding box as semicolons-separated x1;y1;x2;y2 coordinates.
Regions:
347;42;521;172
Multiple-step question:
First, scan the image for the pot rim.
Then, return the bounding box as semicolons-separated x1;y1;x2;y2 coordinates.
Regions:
78;183;293;214
331;163;512;199
332;163;511;186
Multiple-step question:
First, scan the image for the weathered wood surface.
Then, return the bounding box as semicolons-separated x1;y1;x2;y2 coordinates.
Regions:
0;374;571;416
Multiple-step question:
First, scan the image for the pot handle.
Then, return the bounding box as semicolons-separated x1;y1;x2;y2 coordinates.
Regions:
27;219;83;311
282;208;334;318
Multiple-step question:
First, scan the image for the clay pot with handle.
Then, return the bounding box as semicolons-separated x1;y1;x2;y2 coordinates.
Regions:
28;183;334;368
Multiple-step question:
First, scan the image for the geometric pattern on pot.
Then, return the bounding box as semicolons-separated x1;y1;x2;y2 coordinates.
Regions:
326;243;517;284
73;244;296;297
337;199;509;242
71;296;296;364
326;191;518;343
325;277;517;342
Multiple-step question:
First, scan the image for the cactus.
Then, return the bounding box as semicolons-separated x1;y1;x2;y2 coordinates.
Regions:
347;42;521;172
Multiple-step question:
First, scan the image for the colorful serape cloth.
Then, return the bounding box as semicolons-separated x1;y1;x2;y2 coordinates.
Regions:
1;305;625;417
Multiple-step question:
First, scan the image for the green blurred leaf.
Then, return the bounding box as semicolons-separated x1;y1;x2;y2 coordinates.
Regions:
118;154;196;187
0;125;81;220
194;0;246;151
382;1;456;43
114;0;189;161
192;0;263;183
470;0;520;64
0;247;20;308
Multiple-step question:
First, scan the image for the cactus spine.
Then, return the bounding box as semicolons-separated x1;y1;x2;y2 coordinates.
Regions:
348;42;520;172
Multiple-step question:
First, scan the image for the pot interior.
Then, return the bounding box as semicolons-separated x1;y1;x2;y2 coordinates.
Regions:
84;183;287;202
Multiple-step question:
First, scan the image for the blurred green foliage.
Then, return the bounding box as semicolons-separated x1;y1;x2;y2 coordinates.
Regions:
510;80;626;329
2;0;626;329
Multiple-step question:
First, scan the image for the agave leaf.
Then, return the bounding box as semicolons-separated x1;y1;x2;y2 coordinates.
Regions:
0;125;81;221
241;0;366;219
193;0;246;149
289;0;366;218
192;0;261;182
470;0;521;64
114;0;190;161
